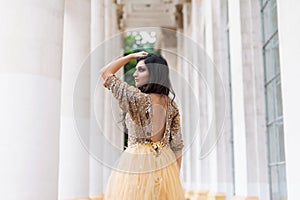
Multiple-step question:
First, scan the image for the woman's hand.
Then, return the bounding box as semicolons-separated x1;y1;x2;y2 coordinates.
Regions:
101;51;148;80
128;51;148;59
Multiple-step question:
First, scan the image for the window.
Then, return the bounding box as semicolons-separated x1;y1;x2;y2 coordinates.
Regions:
261;0;287;199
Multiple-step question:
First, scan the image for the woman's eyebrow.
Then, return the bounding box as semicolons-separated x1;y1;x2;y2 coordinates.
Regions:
136;65;145;69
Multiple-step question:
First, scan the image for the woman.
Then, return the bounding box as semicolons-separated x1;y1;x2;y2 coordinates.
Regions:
101;52;185;200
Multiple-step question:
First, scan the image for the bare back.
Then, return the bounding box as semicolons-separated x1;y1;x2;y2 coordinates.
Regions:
150;94;169;142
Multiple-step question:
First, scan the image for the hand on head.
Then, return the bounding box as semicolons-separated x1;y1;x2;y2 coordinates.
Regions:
130;51;148;59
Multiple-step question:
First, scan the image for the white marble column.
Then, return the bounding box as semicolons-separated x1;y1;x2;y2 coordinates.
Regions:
175;28;187;186
160;28;178;76
196;2;211;191
181;2;193;189
0;1;65;199
239;0;269;199
58;0;91;199
101;0;123;193
190;0;202;190
89;0;123;196
227;0;248;196
211;0;235;197
203;0;220;193
89;0;105;197
277;0;300;199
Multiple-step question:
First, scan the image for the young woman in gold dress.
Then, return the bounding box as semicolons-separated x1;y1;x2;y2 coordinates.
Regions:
101;52;185;200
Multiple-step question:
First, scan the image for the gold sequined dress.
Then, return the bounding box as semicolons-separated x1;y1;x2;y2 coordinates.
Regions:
103;74;185;200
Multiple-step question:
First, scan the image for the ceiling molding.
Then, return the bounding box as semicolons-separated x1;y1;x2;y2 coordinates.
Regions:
116;0;186;30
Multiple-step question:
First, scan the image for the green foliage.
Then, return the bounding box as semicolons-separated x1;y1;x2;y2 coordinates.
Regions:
123;31;159;86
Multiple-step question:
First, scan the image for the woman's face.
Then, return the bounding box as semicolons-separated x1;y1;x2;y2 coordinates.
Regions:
133;60;149;87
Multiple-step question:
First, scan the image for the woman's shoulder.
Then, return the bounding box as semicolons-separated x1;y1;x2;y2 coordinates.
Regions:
103;73;149;106
104;74;144;95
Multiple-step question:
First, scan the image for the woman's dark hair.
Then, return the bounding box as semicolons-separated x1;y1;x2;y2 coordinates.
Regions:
136;53;176;101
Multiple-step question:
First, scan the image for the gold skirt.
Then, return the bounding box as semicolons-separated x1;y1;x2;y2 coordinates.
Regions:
104;142;185;200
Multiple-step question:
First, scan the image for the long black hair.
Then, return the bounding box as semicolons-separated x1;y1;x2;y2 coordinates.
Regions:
136;53;176;102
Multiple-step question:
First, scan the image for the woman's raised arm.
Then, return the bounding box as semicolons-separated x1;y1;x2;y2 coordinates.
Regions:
100;51;148;80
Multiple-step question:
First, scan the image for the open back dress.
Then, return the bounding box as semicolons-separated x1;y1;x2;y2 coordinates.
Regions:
103;74;185;200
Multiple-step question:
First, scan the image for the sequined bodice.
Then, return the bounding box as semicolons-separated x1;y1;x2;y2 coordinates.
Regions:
124;95;171;147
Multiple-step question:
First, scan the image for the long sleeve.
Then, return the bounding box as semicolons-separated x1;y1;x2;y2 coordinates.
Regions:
169;110;184;157
103;74;148;121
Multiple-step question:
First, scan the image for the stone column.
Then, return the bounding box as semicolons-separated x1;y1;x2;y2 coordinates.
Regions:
239;0;269;199
204;0;219;193
89;0;105;197
160;28;177;71
211;0;235;198
196;1;211;190
277;0;300;199
176;28;190;190
58;0;91;199
190;0;202;190
101;0;123;193
181;1;193;189
227;0;248;196
0;1;65;199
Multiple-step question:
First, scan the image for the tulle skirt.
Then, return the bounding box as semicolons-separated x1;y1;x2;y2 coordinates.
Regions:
104;142;185;200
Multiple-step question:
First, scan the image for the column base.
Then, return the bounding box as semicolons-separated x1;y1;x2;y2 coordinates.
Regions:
232;196;259;200
184;190;226;200
65;194;104;200
194;190;209;200
185;190;209;200
90;195;104;200
207;192;226;200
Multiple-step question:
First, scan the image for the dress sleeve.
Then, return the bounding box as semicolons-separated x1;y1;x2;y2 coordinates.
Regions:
169;110;184;157
103;74;147;120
